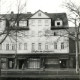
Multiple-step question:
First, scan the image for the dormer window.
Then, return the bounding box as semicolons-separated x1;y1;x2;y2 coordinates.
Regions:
55;18;63;27
38;13;41;16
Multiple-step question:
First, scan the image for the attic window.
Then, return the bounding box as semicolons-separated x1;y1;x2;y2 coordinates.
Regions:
57;22;60;25
55;19;63;27
38;13;41;16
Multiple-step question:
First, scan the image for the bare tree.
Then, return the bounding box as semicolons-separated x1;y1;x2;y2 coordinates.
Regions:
0;0;28;78
63;0;80;74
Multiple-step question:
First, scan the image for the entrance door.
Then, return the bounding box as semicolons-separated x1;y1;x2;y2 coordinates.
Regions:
18;59;25;69
60;59;66;68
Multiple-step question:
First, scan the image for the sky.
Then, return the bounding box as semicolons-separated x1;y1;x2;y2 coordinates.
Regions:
0;0;80;26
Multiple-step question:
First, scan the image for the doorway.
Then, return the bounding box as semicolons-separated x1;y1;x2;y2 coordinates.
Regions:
18;59;25;69
60;59;66;68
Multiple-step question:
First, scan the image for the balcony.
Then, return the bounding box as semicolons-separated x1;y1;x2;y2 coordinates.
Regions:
0;69;80;79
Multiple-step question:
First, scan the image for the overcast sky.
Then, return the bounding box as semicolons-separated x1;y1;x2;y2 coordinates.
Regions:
0;0;80;14
0;0;80;26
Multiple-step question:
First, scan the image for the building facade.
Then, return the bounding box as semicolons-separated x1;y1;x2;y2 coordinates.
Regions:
0;10;79;80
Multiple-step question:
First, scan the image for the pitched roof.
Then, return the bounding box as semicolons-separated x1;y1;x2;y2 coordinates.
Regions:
29;10;50;18
46;13;68;27
0;10;68;26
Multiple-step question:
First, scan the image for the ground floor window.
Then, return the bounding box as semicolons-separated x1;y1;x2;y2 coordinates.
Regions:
45;58;59;68
59;59;67;68
1;58;7;69
28;58;40;69
8;58;14;69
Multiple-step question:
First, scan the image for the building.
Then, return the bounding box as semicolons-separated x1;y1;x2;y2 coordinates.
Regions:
0;10;79;80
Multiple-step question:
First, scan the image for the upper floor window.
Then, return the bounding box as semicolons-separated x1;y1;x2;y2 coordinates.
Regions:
45;20;49;26
45;43;48;50
38;20;42;26
6;44;9;50
38;43;42;50
32;43;35;51
9;20;15;27
61;42;64;49
0;44;2;50
55;18;63;27
12;44;15;50
19;20;27;27
19;43;22;50
24;43;27;50
54;42;57;49
38;13;41;16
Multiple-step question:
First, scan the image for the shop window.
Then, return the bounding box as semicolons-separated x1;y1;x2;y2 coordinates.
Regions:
45;58;59;68
1;58;7;69
28;58;40;69
8;58;14;69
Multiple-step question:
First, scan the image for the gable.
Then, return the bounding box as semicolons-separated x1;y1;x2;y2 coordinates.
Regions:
30;10;50;19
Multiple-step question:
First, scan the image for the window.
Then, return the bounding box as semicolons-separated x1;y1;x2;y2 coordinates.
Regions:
32;43;35;51
31;20;35;26
12;44;15;50
45;43;48;50
8;58;14;69
6;44;9;50
0;44;2;50
24;43;27;50
19;21;27;27
19;43;22;50
54;42;57;49
28;58;40;69
57;22;60;25
38;43;41;50
55;18;63;27
38;20;42;26
1;58;7;69
45;20;49;26
38;13;41;16
9;21;15;27
61;42;64;49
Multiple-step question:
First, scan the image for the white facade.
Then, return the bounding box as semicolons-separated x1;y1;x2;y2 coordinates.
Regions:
0;10;69;54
